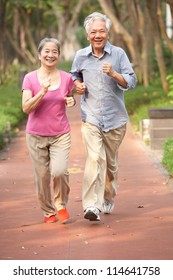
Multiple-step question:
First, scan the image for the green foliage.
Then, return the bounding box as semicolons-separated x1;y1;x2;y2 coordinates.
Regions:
0;83;26;149
59;61;72;72
1;63;28;85
167;74;173;97
162;138;173;177
76;26;88;48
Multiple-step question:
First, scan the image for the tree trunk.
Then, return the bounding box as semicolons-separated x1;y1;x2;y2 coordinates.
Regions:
0;0;7;84
6;30;32;67
127;0;148;85
146;0;168;92
53;0;88;61
97;0;139;75
157;1;173;53
166;0;173;11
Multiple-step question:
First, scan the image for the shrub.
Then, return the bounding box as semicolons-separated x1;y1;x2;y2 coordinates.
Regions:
167;74;173;97
162;138;173;176
0;82;26;149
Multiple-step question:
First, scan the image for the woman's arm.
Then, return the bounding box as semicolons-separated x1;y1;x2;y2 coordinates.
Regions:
22;78;50;114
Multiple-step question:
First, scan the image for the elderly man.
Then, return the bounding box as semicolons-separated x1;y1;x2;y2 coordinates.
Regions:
70;12;137;222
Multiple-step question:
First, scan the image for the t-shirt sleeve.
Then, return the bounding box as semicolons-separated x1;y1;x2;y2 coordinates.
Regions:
68;75;75;93
22;73;34;92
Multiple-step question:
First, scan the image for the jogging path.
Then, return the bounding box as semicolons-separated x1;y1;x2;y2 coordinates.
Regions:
0;95;173;260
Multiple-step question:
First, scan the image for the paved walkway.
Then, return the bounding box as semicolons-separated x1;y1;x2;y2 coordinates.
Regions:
0;95;173;260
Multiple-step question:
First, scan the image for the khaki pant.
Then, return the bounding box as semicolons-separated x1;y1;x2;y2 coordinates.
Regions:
81;122;126;211
26;132;71;217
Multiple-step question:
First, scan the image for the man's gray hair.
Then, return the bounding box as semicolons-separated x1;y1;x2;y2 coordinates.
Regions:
38;38;61;54
84;12;112;33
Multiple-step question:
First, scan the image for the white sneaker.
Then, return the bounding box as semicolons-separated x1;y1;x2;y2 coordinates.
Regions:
102;200;114;214
84;207;100;221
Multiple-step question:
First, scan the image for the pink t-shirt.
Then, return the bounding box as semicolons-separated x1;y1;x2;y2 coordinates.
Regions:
22;70;74;136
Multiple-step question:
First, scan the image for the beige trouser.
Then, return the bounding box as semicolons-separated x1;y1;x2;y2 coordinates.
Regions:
81;122;126;211
26;132;71;217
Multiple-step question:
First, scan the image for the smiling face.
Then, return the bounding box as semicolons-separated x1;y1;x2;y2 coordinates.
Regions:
38;42;59;68
87;19;109;55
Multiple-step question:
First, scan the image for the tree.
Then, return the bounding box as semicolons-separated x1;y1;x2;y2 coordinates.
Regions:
0;0;7;83
157;1;173;53
52;0;88;61
98;0;171;91
0;0;173;91
146;0;168;92
1;0;90;71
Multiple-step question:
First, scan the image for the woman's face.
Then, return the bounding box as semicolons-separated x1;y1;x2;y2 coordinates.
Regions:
39;42;59;67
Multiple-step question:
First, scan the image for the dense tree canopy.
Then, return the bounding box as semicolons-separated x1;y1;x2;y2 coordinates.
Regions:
0;0;173;92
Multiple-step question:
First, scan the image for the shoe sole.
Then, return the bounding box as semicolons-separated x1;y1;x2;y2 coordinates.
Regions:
102;203;114;214
44;220;57;223
84;210;100;221
44;219;57;223
103;209;114;214
60;218;70;224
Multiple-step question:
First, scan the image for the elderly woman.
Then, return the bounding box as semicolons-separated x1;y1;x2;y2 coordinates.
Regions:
22;38;75;224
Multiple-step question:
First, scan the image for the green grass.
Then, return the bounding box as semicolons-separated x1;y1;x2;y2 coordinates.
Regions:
125;83;173;131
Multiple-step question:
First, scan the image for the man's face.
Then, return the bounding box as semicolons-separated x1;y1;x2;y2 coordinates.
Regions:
87;19;109;52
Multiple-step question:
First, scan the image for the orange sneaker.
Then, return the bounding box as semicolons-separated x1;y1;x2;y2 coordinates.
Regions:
58;209;70;224
44;215;57;223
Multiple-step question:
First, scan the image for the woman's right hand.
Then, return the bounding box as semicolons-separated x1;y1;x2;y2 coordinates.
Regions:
75;81;86;95
42;77;51;94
